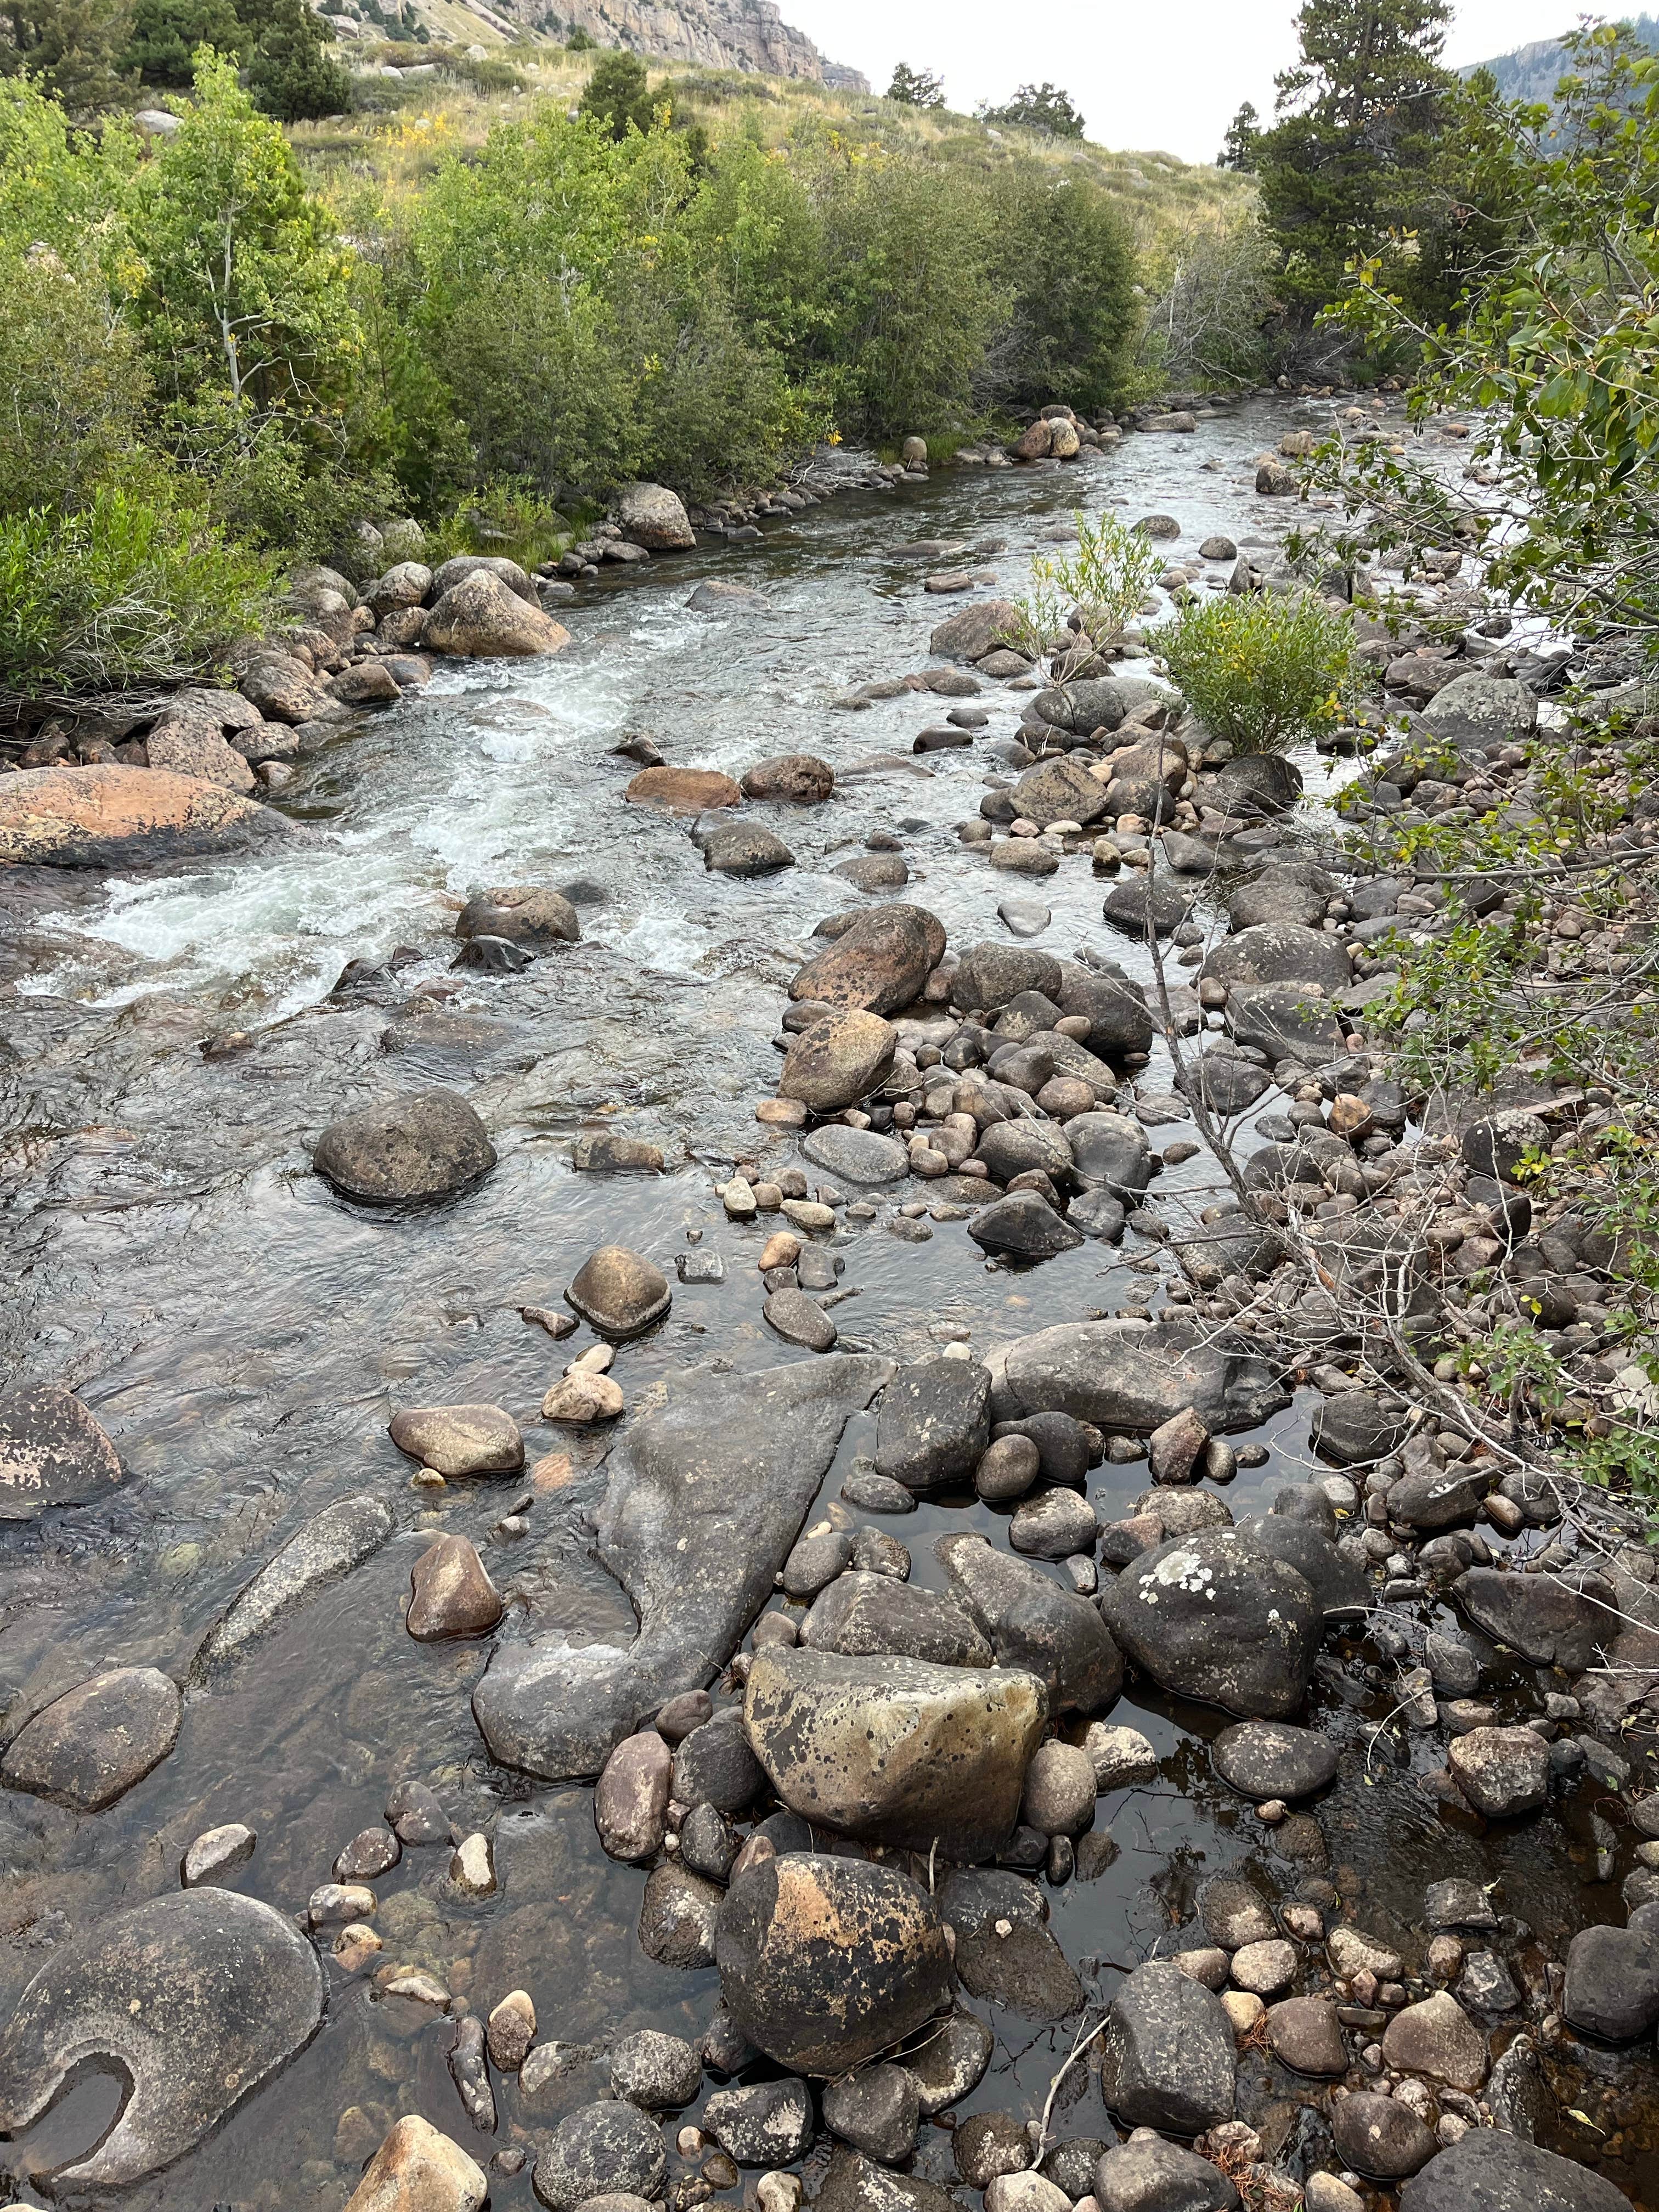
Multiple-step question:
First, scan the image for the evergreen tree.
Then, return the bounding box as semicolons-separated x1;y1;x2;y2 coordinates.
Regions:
1218;100;1259;170
578;48;653;137
982;82;1085;138
122;0;247;87
1251;0;1496;326
884;61;942;108
0;0;130;114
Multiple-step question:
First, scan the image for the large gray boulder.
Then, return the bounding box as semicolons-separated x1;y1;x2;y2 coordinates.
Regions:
930;600;1022;661
1398;2128;1629;2212
780;1011;898;1113
1421;672;1538;741
998;1319;1288;1434
950;942;1064;1013
876;1357;994;1488
425;569;569;656
1098;1528;1319;1718
1031;678;1128;737
1011;754;1112;828
1203;923;1351;997
1099;1961;1235;2133
791;906;943;1016
937;1533;1122;1714
716;1853;953;2074
473;1356;893;1778
1562;1922;1659;2041
744;1645;1046;1859
313;1087;496;1204
0;1891;323;2188
802;1573;992;1667
1094;2140;1239;2212
0;1385;122;1518
1453;1566;1613;1671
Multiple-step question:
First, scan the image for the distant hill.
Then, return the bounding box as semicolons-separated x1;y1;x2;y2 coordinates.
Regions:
1463;15;1659;101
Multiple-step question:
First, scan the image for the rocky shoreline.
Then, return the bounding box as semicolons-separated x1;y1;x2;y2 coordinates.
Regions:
1;397;1656;2212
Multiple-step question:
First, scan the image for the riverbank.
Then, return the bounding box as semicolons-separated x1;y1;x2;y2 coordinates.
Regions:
1;397;1657;2212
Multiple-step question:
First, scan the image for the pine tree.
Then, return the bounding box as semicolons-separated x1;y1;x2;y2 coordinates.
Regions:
885;61;943;108
981;83;1085;139
1218;100;1259;170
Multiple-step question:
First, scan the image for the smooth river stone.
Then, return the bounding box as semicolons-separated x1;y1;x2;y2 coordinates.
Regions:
801;1125;911;1184
1211;1720;1339;1801
1;1666;181;1811
472;1354;894;1778
0;1384;123;1518
191;1493;394;1679
0;1890;324;2188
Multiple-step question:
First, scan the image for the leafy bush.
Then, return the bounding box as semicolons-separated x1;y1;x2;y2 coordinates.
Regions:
1012;509;1161;653
1153;590;1356;752
0;484;272;695
980;168;1137;415
0;246;150;517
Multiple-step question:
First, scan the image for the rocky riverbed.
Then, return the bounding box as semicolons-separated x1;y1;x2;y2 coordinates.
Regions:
1;398;1657;2212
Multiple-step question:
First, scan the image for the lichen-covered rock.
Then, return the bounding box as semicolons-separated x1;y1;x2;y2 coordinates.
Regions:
0;1385;122;1519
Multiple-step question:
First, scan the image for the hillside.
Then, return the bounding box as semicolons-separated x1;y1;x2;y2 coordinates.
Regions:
1463;14;1659;99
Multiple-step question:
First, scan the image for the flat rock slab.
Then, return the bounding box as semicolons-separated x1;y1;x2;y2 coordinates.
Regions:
999;1318;1288;1435
473;1355;894;1779
2;1666;180;1811
0;1385;122;1518
0;765;287;869
193;1493;394;1678
0;1889;323;2187
1398;2126;1630;2212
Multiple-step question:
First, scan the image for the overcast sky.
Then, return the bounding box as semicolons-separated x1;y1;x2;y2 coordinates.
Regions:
781;0;1600;163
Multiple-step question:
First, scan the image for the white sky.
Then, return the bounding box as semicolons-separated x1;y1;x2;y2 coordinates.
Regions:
781;0;1598;163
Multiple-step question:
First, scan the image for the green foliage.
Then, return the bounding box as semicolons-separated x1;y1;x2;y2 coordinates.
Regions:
1153;590;1356;751
243;0;351;124
1219;101;1259;171
565;22;593;48
1248;0;1508;336
0;0;131;114
0;245;150;516
981;82;1085;139
578;49;653;137
884;62;943;109
1013;508;1161;653
0;482;271;693
1138;213;1277;390
980;168;1138;414
122;0;245;86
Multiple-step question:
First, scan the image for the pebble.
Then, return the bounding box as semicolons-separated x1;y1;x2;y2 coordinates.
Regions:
181;1821;257;1888
448;1832;497;1896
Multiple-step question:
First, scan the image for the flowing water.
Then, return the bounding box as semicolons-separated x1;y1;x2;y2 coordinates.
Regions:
1;402;1653;2208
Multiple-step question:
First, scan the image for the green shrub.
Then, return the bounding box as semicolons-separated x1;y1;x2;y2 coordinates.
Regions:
0;483;272;695
1153;590;1355;752
0;246;150;518
1012;509;1161;654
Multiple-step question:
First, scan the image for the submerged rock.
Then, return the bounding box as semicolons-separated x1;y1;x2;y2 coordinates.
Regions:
473;1356;893;1778
0;1890;323;2188
716;1852;953;2073
193;1493;394;1678
2;1666;180;1811
314;1088;496;1204
388;1403;523;1476
1211;1720;1337;1799
744;1644;1047;1857
345;2115;487;2211
0;1384;123;1519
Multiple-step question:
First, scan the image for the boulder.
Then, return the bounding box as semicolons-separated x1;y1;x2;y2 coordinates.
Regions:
1447;1726;1550;1818
702;2077;813;2164
1225;983;1346;1062
1263;1996;1347;2076
1380;1991;1488;2090
145;714;257;793
876;1358;993;1488
1056;963;1155;1056
704;822;796;876
1;1666;180;1811
1102;876;1191;938
1453;1566;1612;1672
1093;2140;1239;2212
639;1864;724;1967
673;1708;765;1813
0;764;286;869
1066;1111;1154;1196
1203;923;1351;997
0;1385;122;1519
1011;755;1111;829
690;580;768;614
425;569;569;655
611;2028;701;2109
456;885;580;950
314;1088;495;1204
822;2062;920;2163
743;753;834;803
595;1731;673;1862
781;1011;898;1112
817;2147;959;2212
1421;672;1538;741
951;942;1064;1013
1099;1961;1235;2133
193;1494;393;1677
716;1852;953;2073
567;1246;672;1337
803;1573;992;1667
969;1189;1086;1262
427;554;537;603
744;1644;1046;1858
0;1890;323;2188
533;2102;667;2211
1397;2128;1630;2212
473;1356;894;1778
619;482;696;550
802;1124;910;1183
930;600;1022;661
345;2116;487;2211
407;1534;503;1640
1031;678;1128;737
1098;1528;1319;1718
1211;1720;1337;1799
626;766;743;812
1330;2094;1436;2180
1000;1318;1288;1434
938;1533;1122;1713
1238;1514;1369;1621
389;1403;522;1476
907;2010;993;2115
1562;1922;1659;2041
791;906;944;1015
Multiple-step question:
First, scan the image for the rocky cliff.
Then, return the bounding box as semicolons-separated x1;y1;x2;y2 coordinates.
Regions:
548;0;866;84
